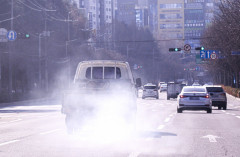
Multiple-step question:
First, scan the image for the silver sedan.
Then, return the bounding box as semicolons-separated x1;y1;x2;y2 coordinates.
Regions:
177;86;212;113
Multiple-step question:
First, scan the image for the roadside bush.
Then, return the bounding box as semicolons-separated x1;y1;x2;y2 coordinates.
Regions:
222;85;240;98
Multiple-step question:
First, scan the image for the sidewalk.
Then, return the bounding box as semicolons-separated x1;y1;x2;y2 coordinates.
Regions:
0;97;60;108
227;94;240;105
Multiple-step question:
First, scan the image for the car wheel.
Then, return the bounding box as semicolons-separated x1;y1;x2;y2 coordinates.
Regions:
218;106;221;110
177;108;182;113
207;109;212;113
223;105;227;110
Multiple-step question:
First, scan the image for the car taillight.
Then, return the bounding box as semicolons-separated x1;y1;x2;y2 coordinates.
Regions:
180;95;187;98
221;93;226;96
205;95;210;98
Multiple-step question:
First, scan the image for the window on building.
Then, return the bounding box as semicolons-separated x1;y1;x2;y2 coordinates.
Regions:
160;3;182;9
160;13;183;19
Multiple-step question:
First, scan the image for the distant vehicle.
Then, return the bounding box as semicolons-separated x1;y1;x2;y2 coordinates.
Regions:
137;86;143;98
177;86;212;113
160;83;167;92
158;82;166;87
205;85;227;110
142;83;159;99
167;82;184;100
61;60;142;133
192;82;201;86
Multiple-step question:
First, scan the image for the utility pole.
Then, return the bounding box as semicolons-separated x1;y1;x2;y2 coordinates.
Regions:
8;0;13;101
44;10;48;92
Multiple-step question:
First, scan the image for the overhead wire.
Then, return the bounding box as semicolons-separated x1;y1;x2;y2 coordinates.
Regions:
16;0;42;12
0;15;21;23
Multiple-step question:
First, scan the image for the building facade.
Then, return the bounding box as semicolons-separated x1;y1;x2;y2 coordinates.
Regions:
157;0;185;50
184;0;206;48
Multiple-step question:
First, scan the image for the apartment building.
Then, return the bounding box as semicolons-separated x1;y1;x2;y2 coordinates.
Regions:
157;0;185;50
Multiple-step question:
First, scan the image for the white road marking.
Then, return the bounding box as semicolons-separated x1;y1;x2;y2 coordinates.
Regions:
9;118;22;123
0;140;20;147
231;114;236;116
157;125;165;130
164;118;170;123
222;110;226;112
202;135;221;143
40;129;61;135
129;151;141;157
236;116;240;119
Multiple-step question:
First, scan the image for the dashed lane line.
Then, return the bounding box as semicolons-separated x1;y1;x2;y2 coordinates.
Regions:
129;151;141;157
236;116;240;119
164;118;170;123
0;140;20;147
40;129;61;135
157;125;165;130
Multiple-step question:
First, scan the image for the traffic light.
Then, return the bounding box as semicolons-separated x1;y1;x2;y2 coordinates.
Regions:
18;33;30;39
25;33;30;38
195;46;204;50
169;48;182;52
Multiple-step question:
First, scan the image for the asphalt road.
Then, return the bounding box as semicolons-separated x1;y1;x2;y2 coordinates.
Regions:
0;93;240;157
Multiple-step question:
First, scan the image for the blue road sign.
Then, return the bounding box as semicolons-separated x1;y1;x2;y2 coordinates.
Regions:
231;51;240;55
200;50;219;59
7;30;17;41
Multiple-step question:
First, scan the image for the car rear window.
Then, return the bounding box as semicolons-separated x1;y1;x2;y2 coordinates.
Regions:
183;88;206;92
144;86;157;89
206;87;223;92
85;67;121;79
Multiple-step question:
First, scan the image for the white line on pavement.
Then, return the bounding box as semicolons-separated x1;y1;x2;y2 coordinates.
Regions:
164;118;170;123
9;118;22;123
129;151;141;157
157;125;165;130
236;116;240;119
40;129;61;135
222;110;226;112
226;113;230;114
0;140;20;147
231;114;236;116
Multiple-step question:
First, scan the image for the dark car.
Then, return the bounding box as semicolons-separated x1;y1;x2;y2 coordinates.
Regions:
205;86;227;110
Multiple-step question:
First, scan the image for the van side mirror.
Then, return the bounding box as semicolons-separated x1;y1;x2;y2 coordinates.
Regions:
136;78;142;87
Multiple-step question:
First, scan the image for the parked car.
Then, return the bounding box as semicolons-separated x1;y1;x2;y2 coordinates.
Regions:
177;86;212;113
205;85;227;110
142;83;159;99
160;83;167;92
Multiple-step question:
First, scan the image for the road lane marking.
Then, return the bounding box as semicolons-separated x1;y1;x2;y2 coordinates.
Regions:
231;114;236;116
202;135;221;143
9;118;22;123
157;125;165;130
0;140;20;147
222;110;226;112
236;116;240;119
129;151;141;157
40;129;61;135
164;118;170;123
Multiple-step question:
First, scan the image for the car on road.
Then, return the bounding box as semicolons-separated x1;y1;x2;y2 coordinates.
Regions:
142;83;159;99
177;86;212;113
205;85;227;110
160;83;167;92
